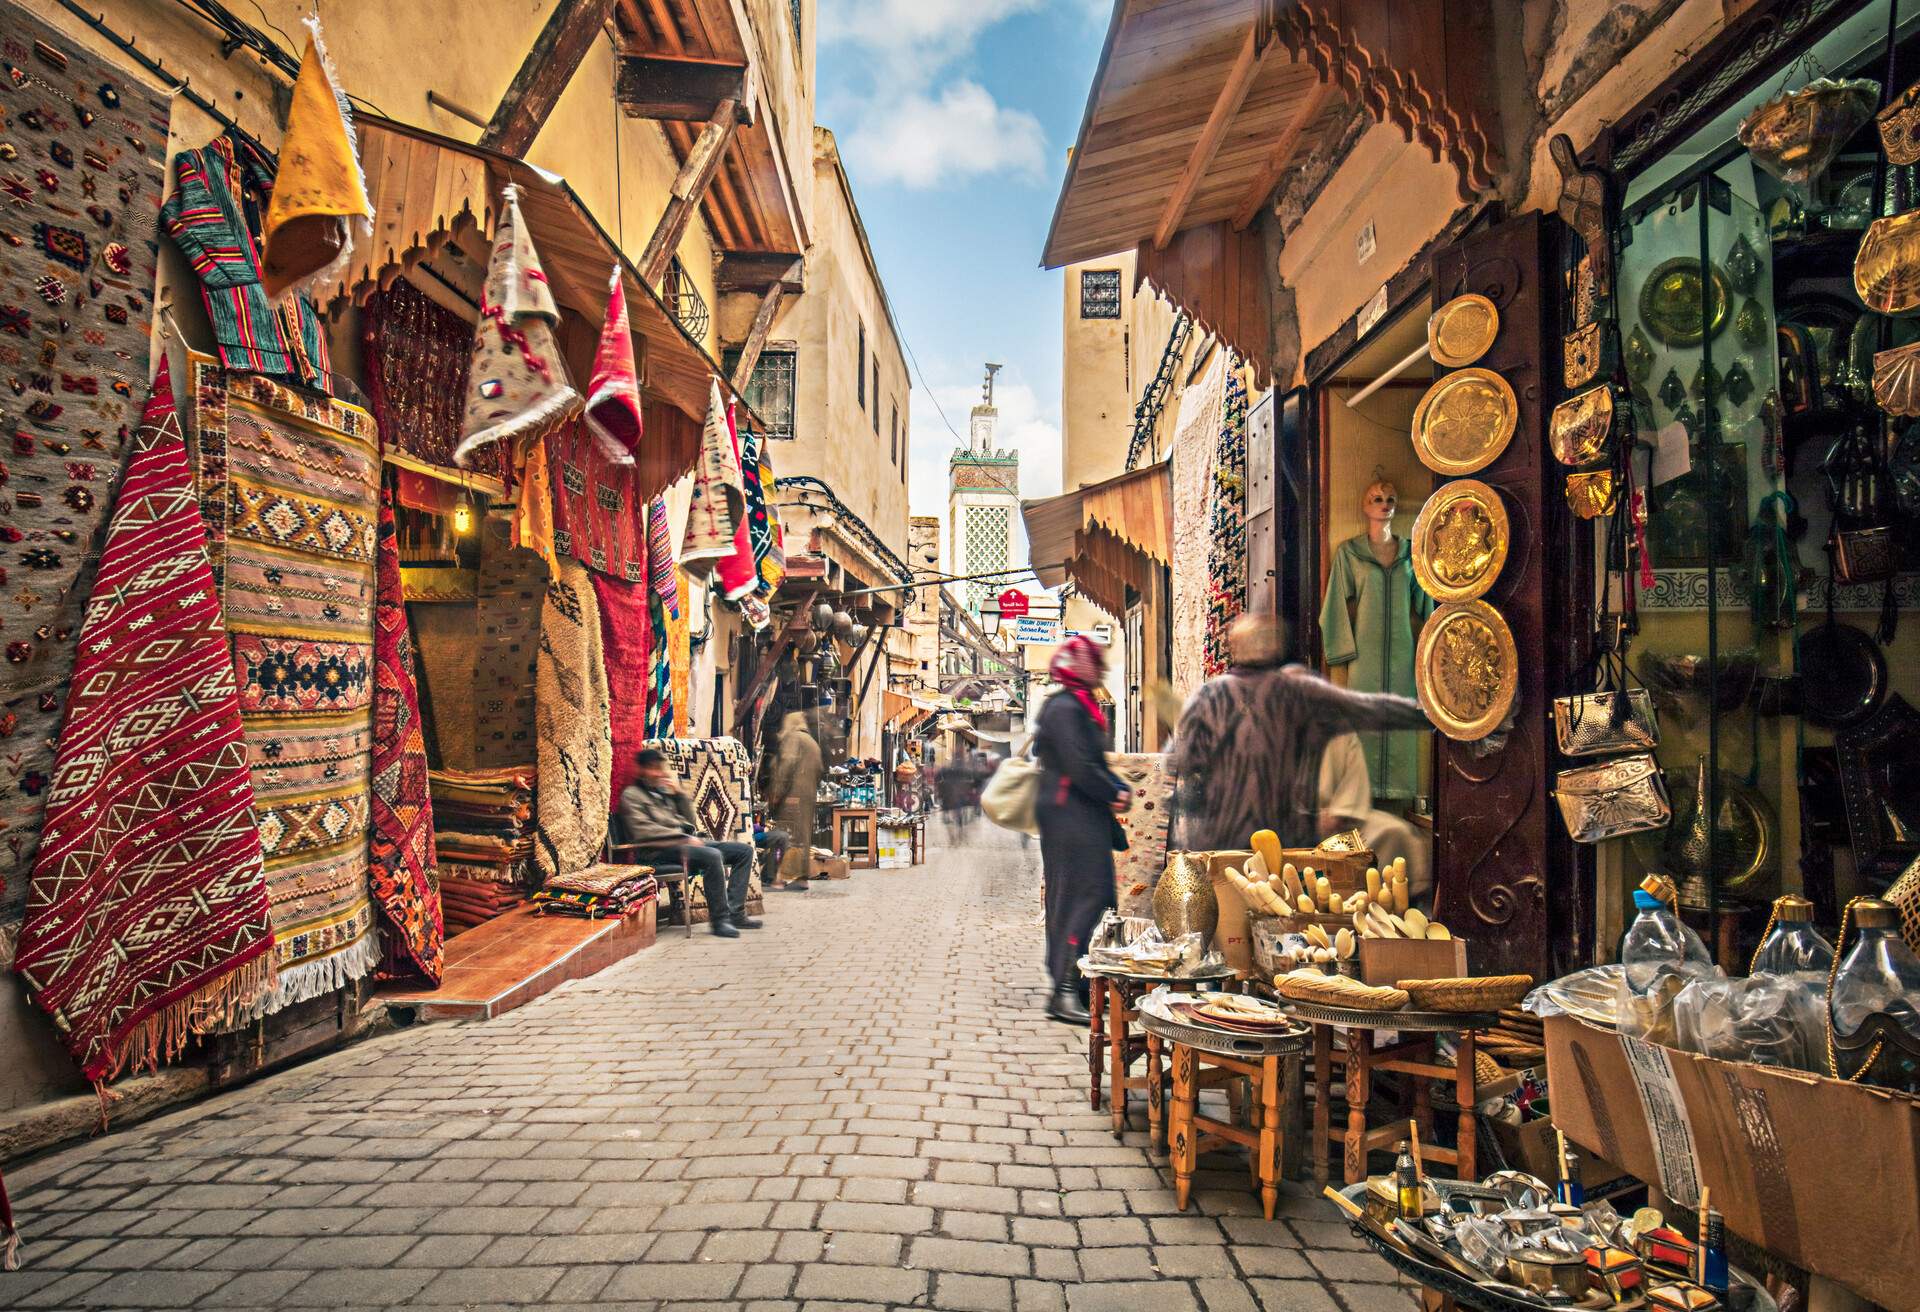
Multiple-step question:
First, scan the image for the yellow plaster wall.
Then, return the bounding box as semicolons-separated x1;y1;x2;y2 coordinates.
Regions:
1061;253;1137;490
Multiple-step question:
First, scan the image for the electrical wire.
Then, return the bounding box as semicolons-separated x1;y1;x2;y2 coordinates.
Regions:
900;333;965;446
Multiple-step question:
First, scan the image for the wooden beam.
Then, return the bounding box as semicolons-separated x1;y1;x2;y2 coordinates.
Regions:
717;251;805;293
481;0;619;158
616;53;748;121
1152;24;1270;250
640;97;739;287
729;262;801;391
733;605;811;730
1231;72;1334;230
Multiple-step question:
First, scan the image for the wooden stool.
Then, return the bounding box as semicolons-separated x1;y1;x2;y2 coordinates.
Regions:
1081;963;1235;1150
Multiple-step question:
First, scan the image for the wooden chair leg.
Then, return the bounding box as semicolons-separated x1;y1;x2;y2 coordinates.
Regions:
1146;1030;1166;1155
1312;1023;1333;1187
1088;977;1106;1111
1259;1053;1281;1221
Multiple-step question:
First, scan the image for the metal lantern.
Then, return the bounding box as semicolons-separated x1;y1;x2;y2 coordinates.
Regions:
847;624;869;646
812;602;834;631
795;630;819;655
831;611;855;640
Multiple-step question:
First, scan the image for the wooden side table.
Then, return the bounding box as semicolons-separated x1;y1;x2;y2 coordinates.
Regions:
832;807;878;868
1291;1001;1497;1186
1079;963;1235;1148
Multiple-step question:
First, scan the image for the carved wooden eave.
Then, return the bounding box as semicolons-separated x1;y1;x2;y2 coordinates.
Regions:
1272;0;1502;204
1135;220;1273;390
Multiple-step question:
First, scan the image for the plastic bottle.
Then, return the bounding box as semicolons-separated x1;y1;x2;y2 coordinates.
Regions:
1750;894;1835;977
1831;899;1920;1093
1621;882;1714;991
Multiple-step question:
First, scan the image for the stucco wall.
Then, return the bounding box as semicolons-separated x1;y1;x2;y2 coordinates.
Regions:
1061;253;1137;490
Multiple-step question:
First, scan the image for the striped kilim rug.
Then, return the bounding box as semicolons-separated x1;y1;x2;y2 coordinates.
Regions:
15;362;274;1082
194;358;379;1015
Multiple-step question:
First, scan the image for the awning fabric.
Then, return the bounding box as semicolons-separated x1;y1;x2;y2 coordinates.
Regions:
1022;463;1172;618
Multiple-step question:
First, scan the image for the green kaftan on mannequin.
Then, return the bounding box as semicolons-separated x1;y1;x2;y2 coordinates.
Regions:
1319;534;1433;800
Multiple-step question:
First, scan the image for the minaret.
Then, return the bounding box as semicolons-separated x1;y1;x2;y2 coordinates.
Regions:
948;364;1019;618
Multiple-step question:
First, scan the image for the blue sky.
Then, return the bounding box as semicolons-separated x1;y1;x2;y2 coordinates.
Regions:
817;1;1111;530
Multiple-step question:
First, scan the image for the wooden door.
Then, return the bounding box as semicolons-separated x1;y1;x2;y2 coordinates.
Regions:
1426;213;1574;980
1246;393;1277;614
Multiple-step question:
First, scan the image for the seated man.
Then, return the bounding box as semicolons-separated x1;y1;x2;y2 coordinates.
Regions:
1317;731;1432;902
618;748;760;938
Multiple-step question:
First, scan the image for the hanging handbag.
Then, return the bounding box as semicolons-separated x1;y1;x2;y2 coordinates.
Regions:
1553;648;1660;757
981;745;1041;836
1888;855;1920;957
1553;754;1672;843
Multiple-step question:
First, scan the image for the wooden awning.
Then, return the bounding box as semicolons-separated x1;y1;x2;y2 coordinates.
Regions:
311;116;743;456
1044;0;1505;281
1023;463;1172;618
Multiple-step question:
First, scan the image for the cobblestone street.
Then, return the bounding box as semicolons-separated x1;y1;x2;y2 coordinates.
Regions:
0;825;1409;1311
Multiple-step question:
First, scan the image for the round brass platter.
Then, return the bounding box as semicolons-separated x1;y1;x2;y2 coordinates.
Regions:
1415;599;1519;742
1638;257;1730;347
1411;367;1518;477
1411;479;1509;603
1429;294;1500;368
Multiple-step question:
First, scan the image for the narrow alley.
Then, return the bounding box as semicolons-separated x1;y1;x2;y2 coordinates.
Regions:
2;826;1407;1312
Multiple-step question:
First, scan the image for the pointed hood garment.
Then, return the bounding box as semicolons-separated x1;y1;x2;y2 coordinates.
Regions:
456;183;581;468
583;267;643;466
714;399;761;605
261;18;372;299
680;379;747;580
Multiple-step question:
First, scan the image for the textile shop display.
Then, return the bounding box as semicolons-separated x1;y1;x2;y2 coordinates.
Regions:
437;874;524;933
1202;367;1250;677
193;361;379;1016
641;736;762;918
714;397;759;605
1170;351;1226;692
645;496;678;739
534;559;611;880
457;183;579;467
362;279;506;482
429;766;534;886
742;424;785;596
368;492;442;984
548;418;646;580
668;573;691;736
161;132;333;392
680;380;745;580
593;573;652;804
532;864;657;919
470;510;544;768
582;267;642;464
258;22;371;301
1109;752;1175;919
0;9;168;947
14;364;274;1083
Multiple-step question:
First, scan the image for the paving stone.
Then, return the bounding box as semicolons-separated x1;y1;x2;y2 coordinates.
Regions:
935;1271;1017;1311
1068;1281;1201;1312
910;1234;1032;1277
603;1261;747;1301
1078;1215;1150;1246
413;1265;565;1304
1154;1245;1240;1277
1251;1279;1345;1312
816;1200;933;1233
1306;1248;1403;1283
792;1261;930;1304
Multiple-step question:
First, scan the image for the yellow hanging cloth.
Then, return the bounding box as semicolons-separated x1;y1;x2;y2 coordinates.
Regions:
511;433;560;576
262;21;372;300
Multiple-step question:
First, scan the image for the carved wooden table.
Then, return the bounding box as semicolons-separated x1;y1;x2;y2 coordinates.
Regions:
1138;1003;1309;1220
1284;1000;1497;1187
1078;960;1236;1147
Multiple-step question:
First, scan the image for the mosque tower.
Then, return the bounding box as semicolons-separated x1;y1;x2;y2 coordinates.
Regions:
946;364;1020;619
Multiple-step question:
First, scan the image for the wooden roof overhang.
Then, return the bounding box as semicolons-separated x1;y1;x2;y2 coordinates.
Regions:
1022;463;1172;620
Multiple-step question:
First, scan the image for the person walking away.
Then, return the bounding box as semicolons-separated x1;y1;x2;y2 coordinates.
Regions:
1033;636;1130;1024
765;712;822;892
619;748;759;936
1172;614;1430;852
936;758;973;841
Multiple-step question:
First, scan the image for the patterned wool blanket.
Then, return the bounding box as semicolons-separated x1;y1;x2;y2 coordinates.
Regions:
593;573;652;806
641;737;761;920
535;560;612;879
680;380;745;579
14;365;275;1082
369;492;442;983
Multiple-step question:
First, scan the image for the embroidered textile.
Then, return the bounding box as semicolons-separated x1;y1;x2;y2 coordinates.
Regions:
548;419;646;581
644;498;677;739
714;400;758;604
0;10;168;946
543;863;655;896
593;573;652;805
368;491;442;983
1170;352;1226;694
260;24;371;300
535;559;611;879
1109;753;1175;919
161;133;332;391
511;434;558;572
583;268;642;464
680;380;745;579
1203;367;1249;678
364;279;506;481
641;737;761;918
745;423;786;595
457;184;579;466
14;364;274;1082
669;574;691;735
193;361;378;1013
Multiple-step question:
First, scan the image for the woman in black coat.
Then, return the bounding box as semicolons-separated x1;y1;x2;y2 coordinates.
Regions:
1032;636;1130;1024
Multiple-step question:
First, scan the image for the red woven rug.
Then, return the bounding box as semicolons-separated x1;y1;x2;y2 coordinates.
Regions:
369;491;444;983
13;362;275;1083
592;572;652;806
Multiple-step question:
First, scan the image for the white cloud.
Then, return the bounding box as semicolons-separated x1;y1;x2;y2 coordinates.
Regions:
843;82;1046;189
820;0;1043;81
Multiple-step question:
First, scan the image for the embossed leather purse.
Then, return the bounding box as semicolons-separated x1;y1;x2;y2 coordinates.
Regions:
1554;688;1660;758
1553;754;1672;843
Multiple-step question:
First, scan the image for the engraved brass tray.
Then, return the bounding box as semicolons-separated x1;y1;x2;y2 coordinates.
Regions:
1429;294;1500;368
1564;469;1619;519
1411;479;1509;603
1411;368;1518;477
1855;208;1920;315
1416;599;1519;742
1637;257;1729;347
1549;384;1614;467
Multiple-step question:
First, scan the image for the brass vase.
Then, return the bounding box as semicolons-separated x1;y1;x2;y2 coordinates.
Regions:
1153;853;1219;941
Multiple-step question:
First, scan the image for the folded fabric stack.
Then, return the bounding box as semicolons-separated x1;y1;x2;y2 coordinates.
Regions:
438;876;526;934
532;864;657;920
430;767;536;887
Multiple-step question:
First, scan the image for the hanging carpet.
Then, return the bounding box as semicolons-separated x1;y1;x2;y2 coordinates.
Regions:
646;497;679;739
13;363;275;1083
680;380;746;580
472;509;545;768
593;573;652;806
193;360;379;1015
548;418;646;581
1203;366;1250;678
0;6;169;955
534;559;611;880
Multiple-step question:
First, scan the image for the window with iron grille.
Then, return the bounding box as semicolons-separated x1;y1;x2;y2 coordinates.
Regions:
789;0;802;46
664;256;709;340
720;346;796;440
857;321;866;409
1080;268;1122;319
964;505;1010;613
891;401;900;466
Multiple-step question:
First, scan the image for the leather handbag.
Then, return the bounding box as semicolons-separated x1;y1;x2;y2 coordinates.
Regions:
1554;648;1660;757
1553;754;1672;843
981;748;1041;836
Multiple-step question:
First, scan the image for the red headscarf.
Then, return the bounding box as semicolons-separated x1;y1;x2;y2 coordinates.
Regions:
1049;635;1108;731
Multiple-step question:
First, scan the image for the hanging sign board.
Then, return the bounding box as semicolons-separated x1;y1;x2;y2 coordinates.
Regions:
997;589;1031;620
1011;617;1062;645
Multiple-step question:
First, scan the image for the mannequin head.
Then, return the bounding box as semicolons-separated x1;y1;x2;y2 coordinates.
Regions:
1361;474;1398;534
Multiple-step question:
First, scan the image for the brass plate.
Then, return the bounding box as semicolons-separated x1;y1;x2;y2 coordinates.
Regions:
1416;599;1519;742
1429;294;1500;368
1638;257;1730;347
1550;384;1615;466
1855;209;1920;315
1564;469;1620;519
1411;368;1518;477
1411;479;1509;603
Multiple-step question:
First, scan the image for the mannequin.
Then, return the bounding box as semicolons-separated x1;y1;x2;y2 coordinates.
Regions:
1319;474;1433;800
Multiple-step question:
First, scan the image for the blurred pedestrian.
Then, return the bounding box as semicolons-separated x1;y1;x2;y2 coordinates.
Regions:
765;712;822;891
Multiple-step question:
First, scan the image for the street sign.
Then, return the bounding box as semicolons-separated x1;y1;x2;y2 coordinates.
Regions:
997;588;1030;620
1010;616;1062;645
1065;625;1113;644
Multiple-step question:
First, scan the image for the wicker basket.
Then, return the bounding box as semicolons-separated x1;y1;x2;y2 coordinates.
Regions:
1394;974;1535;1013
1274;972;1408;1012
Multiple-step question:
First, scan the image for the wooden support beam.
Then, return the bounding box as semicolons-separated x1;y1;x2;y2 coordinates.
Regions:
729;261;801;391
1152;24;1270;250
640;97;740;287
717;251;805;293
733;604;811;730
482;0;619;158
616;53;748;121
1231;72;1334;230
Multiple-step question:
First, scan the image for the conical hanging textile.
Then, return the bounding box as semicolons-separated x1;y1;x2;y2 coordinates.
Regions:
680;379;746;579
583;267;643;465
261;19;372;299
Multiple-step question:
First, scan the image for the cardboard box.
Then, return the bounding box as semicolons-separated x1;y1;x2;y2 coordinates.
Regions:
1491;1115;1628;1192
1544;1014;1920;1312
1356;935;1468;986
809;855;850;881
1196;850;1256;974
